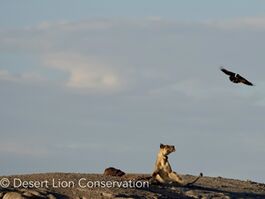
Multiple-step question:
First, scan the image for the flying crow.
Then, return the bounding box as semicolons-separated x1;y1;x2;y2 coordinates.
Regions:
220;67;254;86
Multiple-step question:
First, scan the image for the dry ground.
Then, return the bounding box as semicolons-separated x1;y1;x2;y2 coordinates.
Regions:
0;173;265;199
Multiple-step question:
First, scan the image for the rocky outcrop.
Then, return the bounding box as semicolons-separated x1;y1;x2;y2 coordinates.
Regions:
0;189;57;199
1;173;265;199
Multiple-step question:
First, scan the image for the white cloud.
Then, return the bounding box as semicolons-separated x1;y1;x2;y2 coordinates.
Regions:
207;16;265;30
67;67;119;89
43;53;122;91
34;19;114;32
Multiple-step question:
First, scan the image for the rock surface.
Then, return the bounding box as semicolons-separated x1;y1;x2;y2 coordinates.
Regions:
2;192;26;199
0;173;264;199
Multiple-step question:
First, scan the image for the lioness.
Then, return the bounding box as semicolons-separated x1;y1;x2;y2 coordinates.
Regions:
151;143;202;186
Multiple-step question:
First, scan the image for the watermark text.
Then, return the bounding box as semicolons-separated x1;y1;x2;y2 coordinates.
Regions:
0;178;149;189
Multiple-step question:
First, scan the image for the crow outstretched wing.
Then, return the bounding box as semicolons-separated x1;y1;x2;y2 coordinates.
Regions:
236;74;254;86
220;67;235;76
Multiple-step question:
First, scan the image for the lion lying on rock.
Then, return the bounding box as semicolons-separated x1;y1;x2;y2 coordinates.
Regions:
151;144;203;186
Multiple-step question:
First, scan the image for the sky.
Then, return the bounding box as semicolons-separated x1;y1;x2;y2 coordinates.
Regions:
1;1;265;183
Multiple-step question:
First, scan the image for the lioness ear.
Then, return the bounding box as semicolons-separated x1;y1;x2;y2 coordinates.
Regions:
160;143;164;148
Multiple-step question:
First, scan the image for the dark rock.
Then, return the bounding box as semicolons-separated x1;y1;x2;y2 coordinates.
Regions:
104;167;125;177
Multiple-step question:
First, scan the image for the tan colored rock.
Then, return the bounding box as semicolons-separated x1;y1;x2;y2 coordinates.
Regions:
3;192;26;199
185;190;199;198
101;192;115;198
47;194;57;199
37;189;48;195
22;191;34;197
22;190;45;198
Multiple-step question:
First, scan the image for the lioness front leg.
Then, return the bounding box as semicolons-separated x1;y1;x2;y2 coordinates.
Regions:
151;170;166;184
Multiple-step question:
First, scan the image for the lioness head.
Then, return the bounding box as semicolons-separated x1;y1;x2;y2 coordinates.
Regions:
160;143;176;156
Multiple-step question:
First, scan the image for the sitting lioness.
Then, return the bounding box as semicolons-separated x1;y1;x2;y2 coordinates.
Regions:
151;143;202;186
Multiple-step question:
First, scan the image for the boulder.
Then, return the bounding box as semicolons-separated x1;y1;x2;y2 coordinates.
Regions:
3;192;25;199
103;167;125;177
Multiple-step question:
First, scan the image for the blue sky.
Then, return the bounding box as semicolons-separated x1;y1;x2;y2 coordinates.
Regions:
1;0;265;27
1;1;265;183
